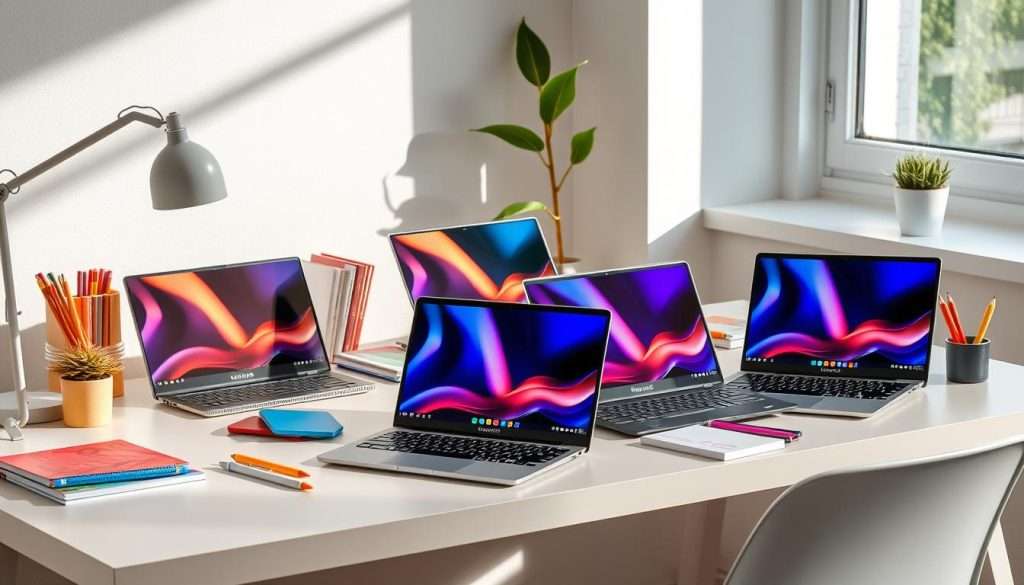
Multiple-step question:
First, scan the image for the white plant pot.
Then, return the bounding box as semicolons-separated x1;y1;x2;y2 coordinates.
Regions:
894;186;949;237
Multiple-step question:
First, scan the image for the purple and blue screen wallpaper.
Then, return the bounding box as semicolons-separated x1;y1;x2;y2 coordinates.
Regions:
125;259;327;393
525;264;720;389
391;219;556;303
397;302;609;443
744;256;939;374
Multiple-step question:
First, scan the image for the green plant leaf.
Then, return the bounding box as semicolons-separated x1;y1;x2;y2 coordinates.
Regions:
516;18;550;87
494;201;549;220
539;62;585;124
472;124;544;152
570;127;596;164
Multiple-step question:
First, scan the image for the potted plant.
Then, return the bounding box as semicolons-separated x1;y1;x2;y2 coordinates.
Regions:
50;344;121;427
892;153;951;237
473;18;596;270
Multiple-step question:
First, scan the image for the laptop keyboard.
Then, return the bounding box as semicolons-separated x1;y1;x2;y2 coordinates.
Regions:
173;375;360;411
357;430;569;466
725;373;909;400
598;388;761;425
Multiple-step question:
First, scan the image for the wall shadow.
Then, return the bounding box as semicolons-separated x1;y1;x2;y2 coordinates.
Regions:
1;1;194;89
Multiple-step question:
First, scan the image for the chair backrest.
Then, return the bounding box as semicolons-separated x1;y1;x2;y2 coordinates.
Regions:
724;438;1024;585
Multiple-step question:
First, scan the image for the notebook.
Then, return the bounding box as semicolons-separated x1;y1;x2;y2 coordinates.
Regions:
707;314;746;350
640;425;785;461
1;469;205;504
312;254;374;352
334;343;406;382
0;440;187;488
259;409;343;439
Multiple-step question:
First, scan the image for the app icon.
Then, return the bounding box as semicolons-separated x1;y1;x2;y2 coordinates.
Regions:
514;422;521;428
471;417;478;424
493;419;500;426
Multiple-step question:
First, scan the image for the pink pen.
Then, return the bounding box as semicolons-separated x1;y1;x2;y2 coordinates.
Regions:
708;419;801;443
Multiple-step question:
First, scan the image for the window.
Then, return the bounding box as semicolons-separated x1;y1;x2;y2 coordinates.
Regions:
827;0;1024;201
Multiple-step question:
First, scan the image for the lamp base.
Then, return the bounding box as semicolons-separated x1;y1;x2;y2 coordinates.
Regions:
0;391;64;437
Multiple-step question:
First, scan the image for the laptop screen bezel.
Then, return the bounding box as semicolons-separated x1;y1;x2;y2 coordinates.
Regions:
393;296;611;448
740;253;942;381
387;217;557;306
124;257;331;398
523;261;725;401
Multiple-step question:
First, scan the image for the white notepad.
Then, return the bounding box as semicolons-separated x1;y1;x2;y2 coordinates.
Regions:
640;425;786;461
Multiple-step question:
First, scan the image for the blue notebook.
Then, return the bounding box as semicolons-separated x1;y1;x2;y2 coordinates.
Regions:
259;409;343;439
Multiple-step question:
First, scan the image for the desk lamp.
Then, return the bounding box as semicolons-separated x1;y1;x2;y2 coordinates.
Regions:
0;106;227;440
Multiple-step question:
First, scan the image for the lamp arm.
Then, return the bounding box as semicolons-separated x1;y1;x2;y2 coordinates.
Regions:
0;107;165;438
2;111;165;194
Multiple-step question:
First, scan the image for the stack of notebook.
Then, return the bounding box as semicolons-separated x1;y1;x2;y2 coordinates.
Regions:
303;253;375;359
707;314;746;350
0;440;204;504
334;341;406;382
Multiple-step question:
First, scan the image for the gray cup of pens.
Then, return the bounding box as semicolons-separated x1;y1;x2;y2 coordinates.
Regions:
945;337;990;384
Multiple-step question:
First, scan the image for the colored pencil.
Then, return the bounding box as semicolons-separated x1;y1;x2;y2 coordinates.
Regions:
938;296;959;343
975;297;996;344
945;292;967;344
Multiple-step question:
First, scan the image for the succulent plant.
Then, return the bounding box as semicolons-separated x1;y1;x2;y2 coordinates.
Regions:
893;153;952;190
50;345;122;381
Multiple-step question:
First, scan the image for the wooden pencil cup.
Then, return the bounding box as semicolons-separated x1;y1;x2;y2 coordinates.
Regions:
45;290;124;397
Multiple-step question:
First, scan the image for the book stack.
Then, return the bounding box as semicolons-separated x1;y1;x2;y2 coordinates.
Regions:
707;314;746;350
334;341;406;382
0;440;204;504
303;254;375;359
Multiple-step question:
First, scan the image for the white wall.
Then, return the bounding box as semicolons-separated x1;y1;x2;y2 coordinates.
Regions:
0;0;573;384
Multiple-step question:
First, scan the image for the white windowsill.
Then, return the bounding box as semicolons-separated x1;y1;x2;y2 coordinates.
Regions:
703;195;1024;285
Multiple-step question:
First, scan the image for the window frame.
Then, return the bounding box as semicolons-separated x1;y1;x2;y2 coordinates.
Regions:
826;0;1024;203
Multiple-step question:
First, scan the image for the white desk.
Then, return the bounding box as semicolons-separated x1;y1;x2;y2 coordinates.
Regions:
0;300;1021;585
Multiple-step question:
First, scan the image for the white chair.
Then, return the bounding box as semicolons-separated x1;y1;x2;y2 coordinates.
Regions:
724;438;1024;585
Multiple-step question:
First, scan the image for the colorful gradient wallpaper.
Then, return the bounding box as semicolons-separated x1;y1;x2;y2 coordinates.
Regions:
125;259;327;391
390;219;555;303
525;264;719;388
744;256;940;371
397;302;609;439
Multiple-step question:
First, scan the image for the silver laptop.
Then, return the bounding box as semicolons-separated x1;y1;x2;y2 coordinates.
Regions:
524;262;796;436
124;258;372;417
721;253;942;417
320;297;612;485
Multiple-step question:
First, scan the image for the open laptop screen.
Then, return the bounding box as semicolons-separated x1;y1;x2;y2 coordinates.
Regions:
124;258;330;396
389;218;556;304
394;298;610;447
742;254;941;380
524;263;721;401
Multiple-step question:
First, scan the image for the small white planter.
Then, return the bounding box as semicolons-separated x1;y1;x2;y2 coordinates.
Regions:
894;186;949;237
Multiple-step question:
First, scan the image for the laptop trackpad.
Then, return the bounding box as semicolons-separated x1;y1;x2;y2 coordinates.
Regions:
768;393;822;408
392;452;474;473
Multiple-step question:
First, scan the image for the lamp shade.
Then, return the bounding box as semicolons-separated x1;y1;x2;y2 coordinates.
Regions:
149;112;227;210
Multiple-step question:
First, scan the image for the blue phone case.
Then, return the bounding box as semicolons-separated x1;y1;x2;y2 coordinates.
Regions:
258;409;343;439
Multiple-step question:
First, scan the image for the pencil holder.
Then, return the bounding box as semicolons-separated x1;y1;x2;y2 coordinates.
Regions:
945;337;990;384
45;290;124;397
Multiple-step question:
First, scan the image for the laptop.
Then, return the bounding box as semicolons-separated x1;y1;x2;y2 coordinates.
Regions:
319;297;611;485
523;262;796;436
721;253;942;417
388;217;556;304
124;258;373;417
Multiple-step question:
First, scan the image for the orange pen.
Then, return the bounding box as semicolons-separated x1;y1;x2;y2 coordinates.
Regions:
946;292;967;343
231;453;310;478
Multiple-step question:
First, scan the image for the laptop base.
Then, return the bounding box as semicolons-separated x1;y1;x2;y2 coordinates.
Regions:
319;428;585;486
163;372;373;417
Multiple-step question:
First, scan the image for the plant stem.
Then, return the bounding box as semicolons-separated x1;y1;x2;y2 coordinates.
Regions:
542;122;565;265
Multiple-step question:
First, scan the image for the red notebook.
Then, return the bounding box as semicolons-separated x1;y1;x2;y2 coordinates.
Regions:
0;440;186;488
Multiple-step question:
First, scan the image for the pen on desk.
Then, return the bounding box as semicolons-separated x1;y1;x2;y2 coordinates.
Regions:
220;461;313;491
708;420;801;442
974;297;997;344
231;453;310;478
